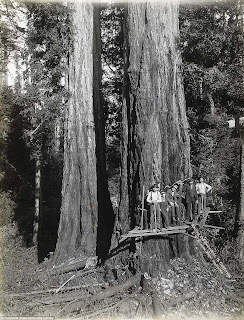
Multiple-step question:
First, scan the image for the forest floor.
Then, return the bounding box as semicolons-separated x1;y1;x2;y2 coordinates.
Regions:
1;221;244;320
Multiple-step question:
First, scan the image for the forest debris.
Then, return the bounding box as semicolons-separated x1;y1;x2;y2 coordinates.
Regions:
55;274;76;293
3;282;108;298
83;273;142;305
50;256;97;275
169;291;196;307
204;224;225;230
55;269;98;293
192;224;232;278
151;290;163;317
83;287;141;319
58;273;143;316
225;291;244;304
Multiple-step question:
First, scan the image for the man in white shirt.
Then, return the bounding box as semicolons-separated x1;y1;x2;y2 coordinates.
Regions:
146;183;162;231
196;177;212;211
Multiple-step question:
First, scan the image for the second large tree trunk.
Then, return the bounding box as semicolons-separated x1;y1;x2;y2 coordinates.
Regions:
119;1;191;272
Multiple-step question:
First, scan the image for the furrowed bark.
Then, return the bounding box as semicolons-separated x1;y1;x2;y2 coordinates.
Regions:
54;2;97;263
119;1;191;272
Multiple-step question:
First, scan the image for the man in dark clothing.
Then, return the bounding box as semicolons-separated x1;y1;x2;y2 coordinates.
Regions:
166;184;179;225
183;179;198;222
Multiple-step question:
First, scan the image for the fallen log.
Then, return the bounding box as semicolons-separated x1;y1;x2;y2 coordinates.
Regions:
59;273;143;315
27;292;88;306
86;273;142;305
50;259;87;275
3;283;108;298
84;287;141;319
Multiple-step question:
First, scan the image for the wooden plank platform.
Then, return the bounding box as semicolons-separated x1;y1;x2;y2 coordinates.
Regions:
128;226;188;234
208;210;223;214
119;222;224;242
120;226;189;241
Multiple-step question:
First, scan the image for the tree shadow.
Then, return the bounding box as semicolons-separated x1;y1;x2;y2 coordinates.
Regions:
37;157;62;262
1;95;35;247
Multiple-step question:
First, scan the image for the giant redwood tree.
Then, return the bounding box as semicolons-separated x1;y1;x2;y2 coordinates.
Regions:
54;2;114;263
119;1;192;272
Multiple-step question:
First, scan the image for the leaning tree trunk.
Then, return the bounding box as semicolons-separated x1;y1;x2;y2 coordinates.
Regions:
54;2;98;263
119;1;191;273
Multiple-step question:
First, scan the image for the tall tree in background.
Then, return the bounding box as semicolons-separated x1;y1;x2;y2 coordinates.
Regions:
23;3;70;259
119;1;191;272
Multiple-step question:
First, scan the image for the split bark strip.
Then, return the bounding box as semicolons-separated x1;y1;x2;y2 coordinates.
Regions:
55;274;76;293
27;293;88;306
4;283;107;298
55;269;97;293
50;259;88;275
60;273;143;315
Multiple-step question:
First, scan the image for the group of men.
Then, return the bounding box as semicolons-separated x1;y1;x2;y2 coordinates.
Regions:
145;178;212;230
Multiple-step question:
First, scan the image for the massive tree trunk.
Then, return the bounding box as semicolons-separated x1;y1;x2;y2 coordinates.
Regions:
54;3;98;263
119;1;191;272
54;3;114;264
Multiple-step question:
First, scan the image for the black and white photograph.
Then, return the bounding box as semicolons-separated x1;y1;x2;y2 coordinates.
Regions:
0;0;243;319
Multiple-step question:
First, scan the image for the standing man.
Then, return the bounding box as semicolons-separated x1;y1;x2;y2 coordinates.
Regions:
161;188;169;227
196;177;212;211
146;183;162;231
166;184;179;225
183;179;198;222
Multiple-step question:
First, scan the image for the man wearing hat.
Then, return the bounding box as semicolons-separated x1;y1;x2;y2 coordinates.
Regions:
165;184;179;225
183;178;198;222
146;183;162;231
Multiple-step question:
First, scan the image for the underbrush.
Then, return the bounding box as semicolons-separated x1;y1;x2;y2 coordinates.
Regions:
0;220;58;316
0;191;15;227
